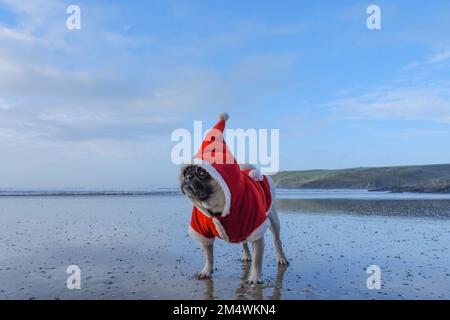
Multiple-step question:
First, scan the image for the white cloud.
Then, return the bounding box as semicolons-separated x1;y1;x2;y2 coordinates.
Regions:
0;1;301;188
0;0;61;28
405;49;450;70
0;98;11;110
428;50;450;64
0;51;295;143
326;84;450;123
0;26;35;44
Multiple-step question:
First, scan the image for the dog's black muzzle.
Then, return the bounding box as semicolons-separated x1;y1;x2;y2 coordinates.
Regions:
181;181;210;201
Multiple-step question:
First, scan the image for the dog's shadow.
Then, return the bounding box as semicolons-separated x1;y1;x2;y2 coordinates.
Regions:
202;262;288;300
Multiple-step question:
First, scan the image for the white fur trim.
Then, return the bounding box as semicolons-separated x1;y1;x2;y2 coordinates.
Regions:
248;169;263;181
191;159;231;217
189;226;214;245
212;218;230;242
246;218;270;242
218;112;229;121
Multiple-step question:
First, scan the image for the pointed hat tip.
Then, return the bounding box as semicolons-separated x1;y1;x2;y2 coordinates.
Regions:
218;112;229;121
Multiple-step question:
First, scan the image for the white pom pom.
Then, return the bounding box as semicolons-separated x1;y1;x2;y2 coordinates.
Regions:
240;163;256;171
218;112;229;121
248;169;263;181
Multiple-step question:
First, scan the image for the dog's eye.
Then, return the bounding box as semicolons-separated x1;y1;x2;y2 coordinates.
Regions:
198;170;208;179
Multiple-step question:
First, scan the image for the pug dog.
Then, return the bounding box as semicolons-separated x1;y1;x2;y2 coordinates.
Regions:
180;164;288;284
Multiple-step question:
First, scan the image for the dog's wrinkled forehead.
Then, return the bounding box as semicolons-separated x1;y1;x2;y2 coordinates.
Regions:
182;165;212;180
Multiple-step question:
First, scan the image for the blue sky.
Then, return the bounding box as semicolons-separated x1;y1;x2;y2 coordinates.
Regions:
0;0;450;189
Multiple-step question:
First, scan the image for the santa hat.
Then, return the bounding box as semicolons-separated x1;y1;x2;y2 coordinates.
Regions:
194;112;235;165
194;112;263;181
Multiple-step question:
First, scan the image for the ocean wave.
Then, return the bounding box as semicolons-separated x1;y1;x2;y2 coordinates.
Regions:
0;190;181;196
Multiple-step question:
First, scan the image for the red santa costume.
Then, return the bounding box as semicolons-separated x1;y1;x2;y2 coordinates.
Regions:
186;113;273;245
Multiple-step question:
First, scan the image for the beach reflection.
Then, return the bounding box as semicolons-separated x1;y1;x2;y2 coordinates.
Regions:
276;198;450;218
201;262;288;300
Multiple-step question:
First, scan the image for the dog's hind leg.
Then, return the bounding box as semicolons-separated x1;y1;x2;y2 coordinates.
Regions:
268;206;289;265
241;242;252;262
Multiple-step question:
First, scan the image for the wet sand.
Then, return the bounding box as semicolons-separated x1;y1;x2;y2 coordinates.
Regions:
1;191;450;299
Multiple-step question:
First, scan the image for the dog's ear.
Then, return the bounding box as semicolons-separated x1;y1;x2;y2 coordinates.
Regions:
179;165;190;182
181;165;193;176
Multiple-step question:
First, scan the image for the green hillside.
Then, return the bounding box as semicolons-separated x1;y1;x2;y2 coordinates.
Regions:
273;164;450;193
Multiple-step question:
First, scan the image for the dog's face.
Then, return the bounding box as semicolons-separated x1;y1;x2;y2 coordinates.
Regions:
179;165;225;214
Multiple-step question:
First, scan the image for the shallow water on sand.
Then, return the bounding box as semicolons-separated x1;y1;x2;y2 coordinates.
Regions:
1;191;450;299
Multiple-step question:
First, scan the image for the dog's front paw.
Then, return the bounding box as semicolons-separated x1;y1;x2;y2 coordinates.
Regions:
194;269;213;279
240;256;251;263
246;275;263;285
278;256;289;265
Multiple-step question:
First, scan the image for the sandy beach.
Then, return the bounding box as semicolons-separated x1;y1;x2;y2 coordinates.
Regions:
1;190;450;300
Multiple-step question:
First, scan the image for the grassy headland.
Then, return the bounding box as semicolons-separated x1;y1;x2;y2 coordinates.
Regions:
273;164;450;193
